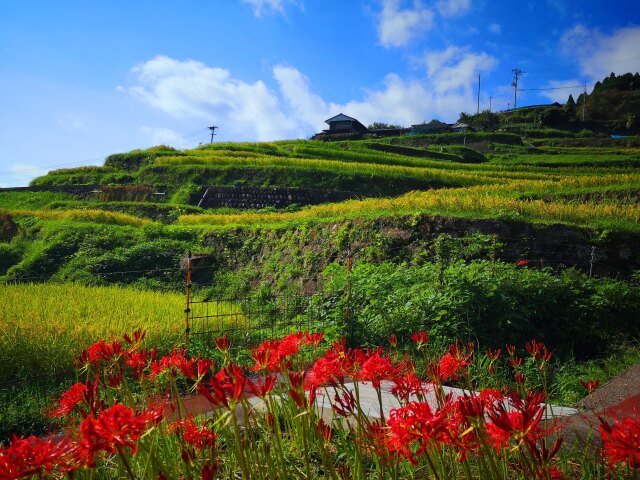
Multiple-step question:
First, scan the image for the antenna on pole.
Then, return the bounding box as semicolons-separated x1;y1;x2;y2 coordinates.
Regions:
581;84;587;122
512;68;525;110
207;126;218;143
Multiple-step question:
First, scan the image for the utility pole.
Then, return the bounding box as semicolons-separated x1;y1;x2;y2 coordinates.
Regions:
207;125;218;143
512;68;525;110
489;96;492;113
581;84;587;122
477;74;481;114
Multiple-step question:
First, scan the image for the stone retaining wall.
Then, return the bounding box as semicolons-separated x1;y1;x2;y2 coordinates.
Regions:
191;186;363;210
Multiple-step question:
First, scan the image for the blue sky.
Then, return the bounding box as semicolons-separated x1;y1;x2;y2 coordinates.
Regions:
1;0;639;186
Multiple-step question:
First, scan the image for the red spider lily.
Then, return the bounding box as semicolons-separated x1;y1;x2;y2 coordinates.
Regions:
171;418;218;450
288;370;307;408
197;358;214;379
580;379;600;393
486;348;501;374
391;372;428;403
199;364;247;410
438;342;472;381
79;339;123;366
316;419;333;443
150;349;194;379
388;334;397;348
456;394;485;421
248;374;277;398
514;372;525;385
517;259;528;266
215;335;230;352
303;331;324;347
525;340;554;363
486;391;546;451
49;381;88;418
124;348;154;380
107;367;124;388
599;416;640;469
251;333;307;372
0;434;79;479
78;404;162;466
386;401;451;465
123;329;145;347
332;389;357;417
506;344;517;356
289;388;307;408
304;339;359;395
201;463;219;480
526;436;564;476
359;347;402;388
410;331;429;348
510;356;523;368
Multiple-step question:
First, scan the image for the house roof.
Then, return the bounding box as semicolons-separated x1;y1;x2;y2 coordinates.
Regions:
451;122;470;129
325;113;359;124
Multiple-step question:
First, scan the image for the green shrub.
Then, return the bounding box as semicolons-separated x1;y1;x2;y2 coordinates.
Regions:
321;261;640;358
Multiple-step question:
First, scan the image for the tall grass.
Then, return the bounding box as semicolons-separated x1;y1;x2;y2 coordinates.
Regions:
178;182;640;232
0;208;150;227
0;284;188;379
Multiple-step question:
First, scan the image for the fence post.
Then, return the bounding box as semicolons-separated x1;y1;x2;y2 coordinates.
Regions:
185;251;192;350
589;245;596;278
345;245;352;333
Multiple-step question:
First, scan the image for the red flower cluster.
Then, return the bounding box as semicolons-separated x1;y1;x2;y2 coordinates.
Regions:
171;418;218;450
600;416;640;469
78;403;162;466
252;331;323;372
0;435;78;479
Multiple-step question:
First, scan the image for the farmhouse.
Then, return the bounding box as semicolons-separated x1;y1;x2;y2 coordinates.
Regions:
323;113;369;133
451;122;470;133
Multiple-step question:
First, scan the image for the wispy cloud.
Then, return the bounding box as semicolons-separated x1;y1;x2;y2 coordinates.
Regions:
123;50;498;141
488;23;501;35
377;0;435;48
240;0;302;17
436;0;471;18
0;163;48;188
561;25;640;80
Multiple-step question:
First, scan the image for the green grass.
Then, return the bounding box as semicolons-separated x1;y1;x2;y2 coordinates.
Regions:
490;153;640;167
0;191;75;209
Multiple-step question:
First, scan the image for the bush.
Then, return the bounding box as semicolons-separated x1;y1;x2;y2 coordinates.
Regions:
321;261;640;358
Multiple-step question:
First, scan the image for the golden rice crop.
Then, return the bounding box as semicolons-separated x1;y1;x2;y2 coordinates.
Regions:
0;208;151;227
0;283;238;379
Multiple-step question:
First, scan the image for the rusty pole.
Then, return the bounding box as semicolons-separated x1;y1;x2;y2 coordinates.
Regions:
185;251;192;350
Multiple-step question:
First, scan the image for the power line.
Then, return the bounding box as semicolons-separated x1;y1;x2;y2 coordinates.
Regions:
512;68;526;109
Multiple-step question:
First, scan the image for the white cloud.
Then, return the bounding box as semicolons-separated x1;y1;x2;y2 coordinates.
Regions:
121;56;298;141
561;25;640;80
140;126;193;148
538;80;588;104
0;163;48;188
240;0;302;17
378;0;434;48
424;46;497;95
124;51;498;142
488;23;501;35
436;0;471;18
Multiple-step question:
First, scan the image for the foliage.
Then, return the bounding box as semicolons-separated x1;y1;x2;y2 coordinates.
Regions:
320;260;640;358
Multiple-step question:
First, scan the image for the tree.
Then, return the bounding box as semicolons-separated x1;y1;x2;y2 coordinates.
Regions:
367;122;402;130
564;94;576;118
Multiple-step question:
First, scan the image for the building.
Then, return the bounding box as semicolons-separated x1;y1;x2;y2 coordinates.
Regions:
323;114;369;134
451;122;470;133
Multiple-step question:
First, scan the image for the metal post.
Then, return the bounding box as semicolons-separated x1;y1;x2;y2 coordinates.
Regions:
185;251;192;350
589;246;596;278
345;246;352;327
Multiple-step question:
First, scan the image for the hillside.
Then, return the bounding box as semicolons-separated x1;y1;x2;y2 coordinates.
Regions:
0;132;639;286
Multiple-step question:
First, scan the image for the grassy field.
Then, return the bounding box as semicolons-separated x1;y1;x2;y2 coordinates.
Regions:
0;283;244;379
